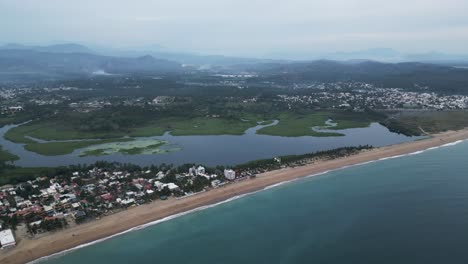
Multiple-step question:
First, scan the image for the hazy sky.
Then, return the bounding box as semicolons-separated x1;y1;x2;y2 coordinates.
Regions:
1;0;468;56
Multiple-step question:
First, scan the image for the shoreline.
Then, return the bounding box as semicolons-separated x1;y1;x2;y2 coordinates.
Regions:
2;129;468;264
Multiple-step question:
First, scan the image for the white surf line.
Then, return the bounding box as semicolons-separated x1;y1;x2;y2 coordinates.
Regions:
28;138;467;263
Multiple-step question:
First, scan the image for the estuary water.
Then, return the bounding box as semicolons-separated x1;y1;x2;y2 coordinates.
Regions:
38;139;468;264
0;122;418;167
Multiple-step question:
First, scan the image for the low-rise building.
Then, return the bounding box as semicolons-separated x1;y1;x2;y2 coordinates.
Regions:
163;183;179;191
0;229;16;249
224;169;236;180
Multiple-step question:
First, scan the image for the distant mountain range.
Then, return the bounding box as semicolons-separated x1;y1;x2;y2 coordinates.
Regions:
265;48;468;64
2;43;468;67
0;43;94;54
242;60;468;94
0;43;467;88
0;45;183;82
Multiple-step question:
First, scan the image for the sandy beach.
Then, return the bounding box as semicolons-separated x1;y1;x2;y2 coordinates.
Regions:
2;128;468;264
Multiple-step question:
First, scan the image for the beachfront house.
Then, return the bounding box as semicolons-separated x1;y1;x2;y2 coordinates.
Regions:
224;169;236;180
211;180;222;188
162;183;180;191
0;229;16;249
196;166;206;175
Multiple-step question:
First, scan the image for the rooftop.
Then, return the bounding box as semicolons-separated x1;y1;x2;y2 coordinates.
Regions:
0;229;16;248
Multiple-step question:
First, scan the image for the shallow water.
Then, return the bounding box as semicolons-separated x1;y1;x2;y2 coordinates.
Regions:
38;140;468;264
0;123;419;167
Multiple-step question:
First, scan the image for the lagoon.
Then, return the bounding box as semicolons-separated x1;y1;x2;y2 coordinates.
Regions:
39;137;468;264
0;122;419;167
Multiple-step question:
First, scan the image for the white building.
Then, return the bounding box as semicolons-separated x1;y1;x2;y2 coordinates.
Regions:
0;229;16;249
162;183;179;191
156;171;165;180
120;198;135;206
196;166;205;175
224;169;236;180
211;180;222;187
154;181;164;190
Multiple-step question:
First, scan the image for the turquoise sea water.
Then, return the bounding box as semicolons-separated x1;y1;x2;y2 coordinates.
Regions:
40;141;468;264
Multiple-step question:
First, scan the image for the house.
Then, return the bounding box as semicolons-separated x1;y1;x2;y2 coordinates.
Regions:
211;180;222;188
224;169;236;180
120;198;135;206
29;220;42;227
162;183;179;191
0;229;16;249
189;167;196;177
196;166;205;175
196;172;213;180
154;181;164;190
156;171;165;180
100;193;113;201
43;205;54;214
74;210;86;219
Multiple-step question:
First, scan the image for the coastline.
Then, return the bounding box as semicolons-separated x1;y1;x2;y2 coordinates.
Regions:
2;129;468;264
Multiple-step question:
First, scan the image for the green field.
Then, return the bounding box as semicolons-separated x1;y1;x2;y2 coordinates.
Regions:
257;112;376;137
383;111;468;135
4;121;129;143
0;146;19;162
0;166;61;185
2;111;387;156
23;138;133;156
5;116;261;142
3;116;260;155
129;117;260;137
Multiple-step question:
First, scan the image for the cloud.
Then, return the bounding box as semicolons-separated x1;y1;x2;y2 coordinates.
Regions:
1;0;468;55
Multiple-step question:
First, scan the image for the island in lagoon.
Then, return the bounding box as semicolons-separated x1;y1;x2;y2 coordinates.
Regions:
0;127;467;264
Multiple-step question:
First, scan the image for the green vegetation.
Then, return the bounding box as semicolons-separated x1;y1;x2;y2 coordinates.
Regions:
79;149;106;156
79;139;177;157
160;117;258;136
128;117;260;137
0;146;19;162
4;111;377;148
257;112;378;137
2;108;387;157
382;111;468;136
119;143;166;155
24;138;133;156
5;120;126;143
5;116;261;142
3;115;262;156
234;145;373;171
28;218;68;234
0;166;58;185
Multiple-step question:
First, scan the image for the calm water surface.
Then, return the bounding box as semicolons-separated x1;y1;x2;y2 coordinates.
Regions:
0;123;418;167
40;140;468;264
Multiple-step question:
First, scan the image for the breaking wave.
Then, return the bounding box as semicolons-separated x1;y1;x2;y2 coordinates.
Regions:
29;139;466;263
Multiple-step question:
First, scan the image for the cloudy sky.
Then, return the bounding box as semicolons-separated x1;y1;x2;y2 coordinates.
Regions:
1;0;468;56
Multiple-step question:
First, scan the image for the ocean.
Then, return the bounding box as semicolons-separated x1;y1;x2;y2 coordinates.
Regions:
38;140;468;264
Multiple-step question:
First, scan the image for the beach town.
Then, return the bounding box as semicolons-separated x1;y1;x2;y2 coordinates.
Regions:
1;129;468;264
0;165;237;249
0;146;370;252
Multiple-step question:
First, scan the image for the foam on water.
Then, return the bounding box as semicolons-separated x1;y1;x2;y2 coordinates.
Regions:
29;139;467;263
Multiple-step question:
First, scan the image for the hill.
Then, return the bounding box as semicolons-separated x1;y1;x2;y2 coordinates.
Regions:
244;60;468;94
0;49;183;82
